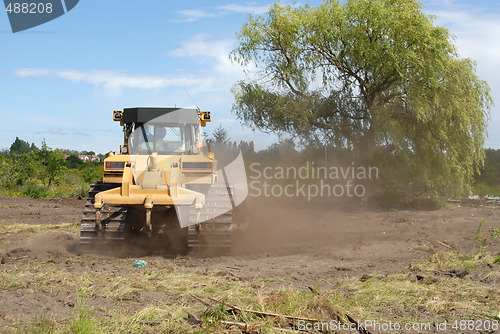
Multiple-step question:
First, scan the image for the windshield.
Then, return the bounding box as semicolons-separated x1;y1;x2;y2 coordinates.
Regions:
129;123;195;154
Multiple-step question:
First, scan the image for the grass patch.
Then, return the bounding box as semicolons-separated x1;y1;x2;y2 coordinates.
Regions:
0;272;28;291
14;316;57;334
5;249;500;333
0;222;78;234
71;282;99;334
491;227;500;239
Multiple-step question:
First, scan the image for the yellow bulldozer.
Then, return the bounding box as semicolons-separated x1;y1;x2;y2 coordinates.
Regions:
80;107;244;255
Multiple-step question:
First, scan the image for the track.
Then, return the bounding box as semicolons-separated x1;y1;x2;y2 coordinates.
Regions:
187;184;233;255
80;182;127;245
80;181;233;255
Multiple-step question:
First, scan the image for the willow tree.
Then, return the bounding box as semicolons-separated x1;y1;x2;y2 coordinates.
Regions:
231;0;491;197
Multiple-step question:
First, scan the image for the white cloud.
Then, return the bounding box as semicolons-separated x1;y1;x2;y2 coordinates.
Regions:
172;9;219;23
34;127;66;136
430;9;500;65
167;34;243;82
13;68;201;89
216;3;271;15
167;34;232;60
172;3;272;22
12;34;247;108
428;4;500;79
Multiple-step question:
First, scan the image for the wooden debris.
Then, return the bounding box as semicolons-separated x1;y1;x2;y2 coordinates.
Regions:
206;296;322;322
228;305;323;323
185;312;202;325
183;312;203;325
437;241;453;249
191;294;372;334
440;268;469;278
345;313;371;334
189;293;217;312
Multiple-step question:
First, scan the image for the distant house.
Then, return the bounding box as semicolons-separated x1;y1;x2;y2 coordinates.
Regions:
78;155;99;162
64;154;100;162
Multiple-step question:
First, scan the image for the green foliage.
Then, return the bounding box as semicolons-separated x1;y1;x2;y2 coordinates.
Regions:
9;137;37;154
212;124;230;144
22;181;50;198
256;138;300;164
231;0;492;198
475;149;500;196
14;315;57;334
80;150;96;156
473;220;500;255
490;227;500;239
71;284;99;334
368;192;445;210
65;154;84;169
0;137;102;198
80;167;100;184
36;140;67;187
205;125;256;166
474;220;488;253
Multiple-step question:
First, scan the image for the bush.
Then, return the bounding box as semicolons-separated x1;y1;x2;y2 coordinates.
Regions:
22;182;49;198
80;167;100;184
368;192;444;210
474;183;500;197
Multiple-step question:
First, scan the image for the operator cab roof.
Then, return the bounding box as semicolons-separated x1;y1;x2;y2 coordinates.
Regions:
123;107;199;124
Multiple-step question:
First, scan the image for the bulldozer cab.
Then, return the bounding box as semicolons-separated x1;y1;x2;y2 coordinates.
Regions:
121;107;204;156
132;123;195;155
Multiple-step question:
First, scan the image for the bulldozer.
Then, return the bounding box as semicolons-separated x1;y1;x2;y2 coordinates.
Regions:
80;107;245;255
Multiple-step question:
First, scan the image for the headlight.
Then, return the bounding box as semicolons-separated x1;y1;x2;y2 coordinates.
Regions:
192;147;199;154
121;146;128;154
113;110;123;121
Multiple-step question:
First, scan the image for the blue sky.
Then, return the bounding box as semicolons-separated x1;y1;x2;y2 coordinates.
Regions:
0;0;499;153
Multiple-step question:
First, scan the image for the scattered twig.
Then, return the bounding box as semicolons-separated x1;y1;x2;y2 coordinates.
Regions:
232;306;323;323
345;313;371;334
207;318;258;331
189;293;217;312
210;296;372;334
438;241;453;249
185;311;202;325
207;297;323;323
194;295;372;334
117;297;134;301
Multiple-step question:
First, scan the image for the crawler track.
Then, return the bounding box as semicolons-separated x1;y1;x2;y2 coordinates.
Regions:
80;182;233;255
187;184;233;255
80;182;127;245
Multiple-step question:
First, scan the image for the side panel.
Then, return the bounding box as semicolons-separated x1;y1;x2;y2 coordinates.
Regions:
102;154;130;184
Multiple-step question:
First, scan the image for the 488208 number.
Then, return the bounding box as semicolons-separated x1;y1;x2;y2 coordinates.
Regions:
452;320;499;331
6;2;53;14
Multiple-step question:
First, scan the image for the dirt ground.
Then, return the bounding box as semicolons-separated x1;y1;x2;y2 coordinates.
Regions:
0;196;499;331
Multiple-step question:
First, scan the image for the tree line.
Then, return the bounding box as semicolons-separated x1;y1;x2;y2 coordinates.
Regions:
0;137;101;198
209;126;500;203
1;134;499;203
